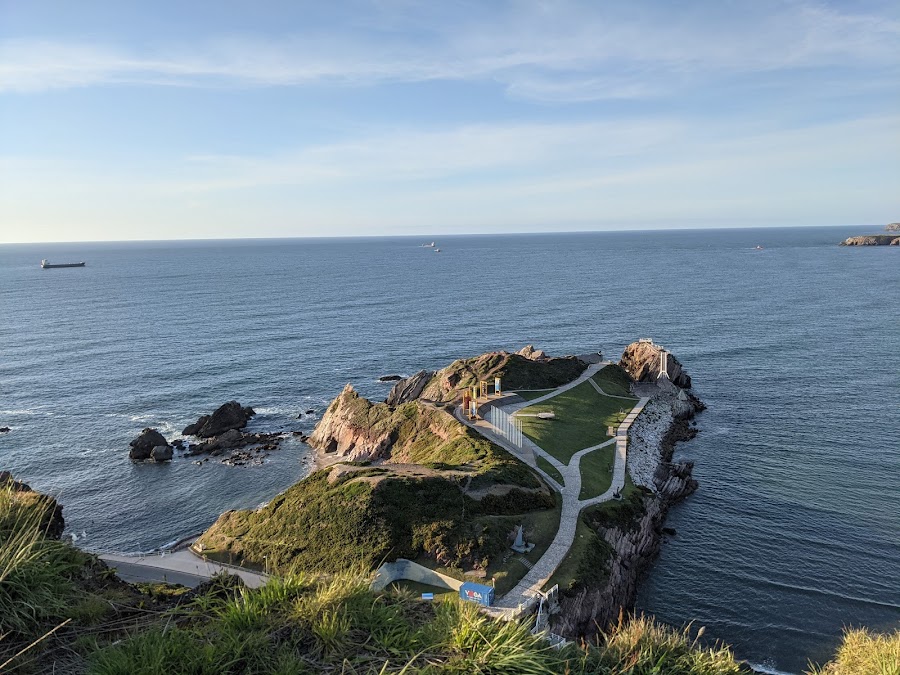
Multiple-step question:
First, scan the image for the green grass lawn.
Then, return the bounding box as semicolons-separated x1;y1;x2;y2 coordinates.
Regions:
578;444;615;500
536;455;565;487
512;389;555;401
484;504;561;596
517;380;634;464
591;364;638;399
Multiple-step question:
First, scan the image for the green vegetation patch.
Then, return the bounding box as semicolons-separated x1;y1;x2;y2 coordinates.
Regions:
592;363;638;399
536;455;565;487
198;469;553;576
483;504;562;596
578;444;615;500
809;627;900;674
518;380;634;463
545;514;610;594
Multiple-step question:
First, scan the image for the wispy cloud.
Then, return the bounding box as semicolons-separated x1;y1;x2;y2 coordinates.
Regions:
1;1;897;98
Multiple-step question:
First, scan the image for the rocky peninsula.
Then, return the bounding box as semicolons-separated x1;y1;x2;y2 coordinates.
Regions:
196;341;704;641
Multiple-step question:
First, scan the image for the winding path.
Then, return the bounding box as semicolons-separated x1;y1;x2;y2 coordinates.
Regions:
100;543;269;589
456;364;649;610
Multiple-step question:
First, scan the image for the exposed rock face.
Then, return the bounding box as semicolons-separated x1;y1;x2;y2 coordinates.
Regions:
620;341;692;389
885;223;900;232
129;428;170;460
309;385;393;461
840;235;899;246
183;401;255;438
385;370;434;406
892;238;900;246
0;471;65;539
378;375;403;382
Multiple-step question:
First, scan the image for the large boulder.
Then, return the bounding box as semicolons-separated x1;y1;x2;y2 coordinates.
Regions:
891;237;900;246
184;401;255;438
620;341;692;389
150;445;174;462
129;428;170;460
385;370;434;406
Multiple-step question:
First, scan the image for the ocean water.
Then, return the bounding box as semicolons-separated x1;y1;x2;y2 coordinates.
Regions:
1;227;897;672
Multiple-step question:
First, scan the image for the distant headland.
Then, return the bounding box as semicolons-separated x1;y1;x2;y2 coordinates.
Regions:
840;222;900;246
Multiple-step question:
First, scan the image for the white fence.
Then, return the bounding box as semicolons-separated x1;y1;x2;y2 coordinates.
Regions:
486;405;524;449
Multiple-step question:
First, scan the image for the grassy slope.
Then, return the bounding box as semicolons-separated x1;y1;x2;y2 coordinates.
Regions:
578;444;615;500
592;364;637;399
519;380;632;463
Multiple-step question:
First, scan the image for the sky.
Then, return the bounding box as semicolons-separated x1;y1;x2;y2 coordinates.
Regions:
1;0;899;243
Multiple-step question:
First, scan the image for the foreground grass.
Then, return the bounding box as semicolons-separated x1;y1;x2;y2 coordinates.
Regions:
808;627;900;675
518;381;633;464
578;444;615;500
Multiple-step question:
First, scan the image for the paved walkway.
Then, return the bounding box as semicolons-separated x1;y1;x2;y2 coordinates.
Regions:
100;546;269;589
457;365;650;611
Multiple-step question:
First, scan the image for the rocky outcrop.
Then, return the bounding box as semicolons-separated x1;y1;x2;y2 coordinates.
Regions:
517;345;547;361
0;426;10;433
385;370;434;406
183;401;255;438
620;340;692;389
129;428;170;461
840;235;899;246
309;385;393;461
885;223;900;232
378;375;403;382
0;471;65;539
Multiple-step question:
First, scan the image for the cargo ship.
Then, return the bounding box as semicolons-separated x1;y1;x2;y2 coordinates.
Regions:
41;259;86;269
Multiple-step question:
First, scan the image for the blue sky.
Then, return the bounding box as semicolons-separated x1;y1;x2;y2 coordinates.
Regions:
1;0;898;243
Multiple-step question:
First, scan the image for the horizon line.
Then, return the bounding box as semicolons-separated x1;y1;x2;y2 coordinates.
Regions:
0;222;879;246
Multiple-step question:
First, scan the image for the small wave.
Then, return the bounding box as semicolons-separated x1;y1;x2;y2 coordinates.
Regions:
745;662;797;675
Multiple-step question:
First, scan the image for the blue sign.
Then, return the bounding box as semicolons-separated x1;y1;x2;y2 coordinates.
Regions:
421;592;434;600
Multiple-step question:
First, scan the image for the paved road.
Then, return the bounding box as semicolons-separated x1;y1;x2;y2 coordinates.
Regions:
100;548;269;589
457;366;650;611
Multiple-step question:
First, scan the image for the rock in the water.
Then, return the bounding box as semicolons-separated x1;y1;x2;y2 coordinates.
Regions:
151;445;174;462
885;223;900;232
891;238;900;246
129;428;169;460
378;374;403;382
385;369;434;406
840;235;897;246
0;426;10;433
184;402;255;438
620;341;692;389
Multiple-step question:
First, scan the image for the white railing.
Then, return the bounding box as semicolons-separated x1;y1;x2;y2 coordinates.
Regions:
486;405;524;449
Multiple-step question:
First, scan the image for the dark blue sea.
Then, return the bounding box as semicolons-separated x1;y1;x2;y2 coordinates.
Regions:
1;227;897;672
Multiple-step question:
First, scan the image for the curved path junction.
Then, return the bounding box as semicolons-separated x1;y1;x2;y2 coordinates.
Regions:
455;362;649;611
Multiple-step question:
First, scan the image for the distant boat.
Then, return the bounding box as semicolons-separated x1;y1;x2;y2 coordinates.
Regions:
434;248;441;253
41;259;85;269
422;241;435;248
754;246;764;250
